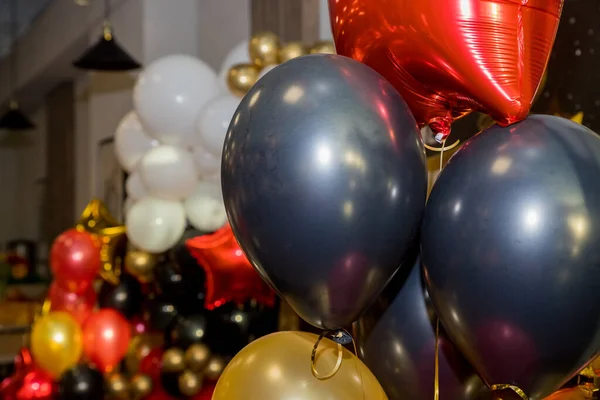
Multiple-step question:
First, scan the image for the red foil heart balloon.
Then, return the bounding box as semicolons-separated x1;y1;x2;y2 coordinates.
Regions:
330;0;563;140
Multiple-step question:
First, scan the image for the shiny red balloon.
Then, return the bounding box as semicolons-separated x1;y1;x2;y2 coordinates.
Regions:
191;382;216;400
48;282;96;325
50;229;101;293
139;348;163;383
330;0;563;140
82;309;131;373
1;349;55;400
186;224;275;310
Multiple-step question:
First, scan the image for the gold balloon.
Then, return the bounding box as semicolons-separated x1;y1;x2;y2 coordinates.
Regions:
31;312;83;378
130;374;153;400
125;333;164;374
162;348;185;373
125;250;157;283
212;331;387;400
278;42;307;63
76;199;126;285
204;355;226;381
178;370;203;397
227;64;260;97
249;31;280;67
107;373;130;399
185;343;211;372
309;41;336;55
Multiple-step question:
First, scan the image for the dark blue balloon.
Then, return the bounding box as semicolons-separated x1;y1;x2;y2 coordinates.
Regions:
422;115;600;400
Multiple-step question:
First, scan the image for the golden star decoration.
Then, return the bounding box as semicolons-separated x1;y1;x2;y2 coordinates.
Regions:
76;199;127;284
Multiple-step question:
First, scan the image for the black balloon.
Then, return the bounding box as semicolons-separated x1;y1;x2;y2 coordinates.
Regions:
147;297;178;331
222;54;427;329
356;256;494;400
166;314;209;349
205;304;251;356
422;115;600;400
98;274;142;319
58;364;104;400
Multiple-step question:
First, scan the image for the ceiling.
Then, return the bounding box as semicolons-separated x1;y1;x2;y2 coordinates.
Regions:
0;0;55;58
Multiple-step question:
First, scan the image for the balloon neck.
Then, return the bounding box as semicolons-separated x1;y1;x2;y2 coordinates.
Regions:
429;116;452;143
328;329;353;345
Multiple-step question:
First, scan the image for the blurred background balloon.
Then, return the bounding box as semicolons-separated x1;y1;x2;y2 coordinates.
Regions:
422;115;600;399
248;31;280;67
183;182;227;233
355;256;495;400
278;42;306;63
59;364;104;400
165;314;208;350
83;309;131;373
197;94;239;156
50;229;101;294
221;54;427;329
114;111;158;173
48;282;96;325
226;63;259;97
98;274;143;319
146;297;179;331
125;250;157;283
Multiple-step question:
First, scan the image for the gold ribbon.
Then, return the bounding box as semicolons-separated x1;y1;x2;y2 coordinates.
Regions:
490;384;529;399
311;330;343;380
33;298;51;323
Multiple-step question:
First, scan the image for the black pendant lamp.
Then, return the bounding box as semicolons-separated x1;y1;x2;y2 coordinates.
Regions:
73;0;141;71
0;0;35;131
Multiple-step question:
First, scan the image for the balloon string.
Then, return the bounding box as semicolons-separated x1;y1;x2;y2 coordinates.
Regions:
434;318;440;400
34;299;51;323
423;139;460;153
311;330;343;380
490;384;529;399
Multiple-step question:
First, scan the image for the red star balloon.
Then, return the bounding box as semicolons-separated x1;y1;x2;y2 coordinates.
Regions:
186;224;275;309
330;0;563;141
0;348;56;400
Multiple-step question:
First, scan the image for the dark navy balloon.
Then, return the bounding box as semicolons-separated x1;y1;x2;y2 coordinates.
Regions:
222;54;427;329
422;115;600;400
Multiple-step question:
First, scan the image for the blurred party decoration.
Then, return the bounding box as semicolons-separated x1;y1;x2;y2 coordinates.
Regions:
183;182;227;233
50;229;101;293
533;0;600;130
139;348;163;383
31;312;83;378
545;387;596;400
309;40;335;55
98;274;143;318
203;355;226;382
83;309;131;373
125;250;157;283
197;94;239;156
125;334;164;374
356;257;494;400
115;112;158;173
422;115;600;399
133;54;220;146
48;282;96;325
212;331;386;399
138;145;198;201
191;145;221;178
249;31;280;67
221;54;427;329
226;64;260;97
162;349;186;373
126;171;149;201
126;197;187;253
186;224;275;310
58;364;105;400
279;42;307;63
166;314;209;349
106;374;129;399
147;297;179;331
0;368;55;400
218;40;251;89
178;370;202;396
130;374;153;400
330;0;562;141
185;344;211;373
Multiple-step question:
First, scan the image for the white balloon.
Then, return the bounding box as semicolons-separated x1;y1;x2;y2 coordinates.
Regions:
203;171;221;184
114;111;159;172
257;64;277;81
134;54;221;147
218;40;250;91
123;197;136;215
126;197;186;253
138;145;198;201
191;145;221;176
197;95;239;156
184;181;227;232
125;171;148;200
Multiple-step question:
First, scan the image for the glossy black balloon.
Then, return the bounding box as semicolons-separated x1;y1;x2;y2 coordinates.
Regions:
98;274;142;319
147;297;178;331
58;364;104;400
166;314;209;349
204;304;252;356
422;115;600;400
356;257;494;400
221;54;427;329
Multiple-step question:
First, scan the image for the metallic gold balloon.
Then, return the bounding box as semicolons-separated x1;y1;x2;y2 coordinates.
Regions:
130;374;153;400
309;41;336;55
76;199;126;285
162;348;185;373
227;64;260;97
178;370;203;397
107;373;129;399
185;343;211;373
30;312;83;378
204;355;226;381
213;332;387;399
278;42;307;63
249;31;280;67
125;333;164;374
125;250;157;283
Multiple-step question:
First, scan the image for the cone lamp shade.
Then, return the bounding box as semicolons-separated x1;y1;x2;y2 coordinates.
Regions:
0;101;35;131
73;23;141;71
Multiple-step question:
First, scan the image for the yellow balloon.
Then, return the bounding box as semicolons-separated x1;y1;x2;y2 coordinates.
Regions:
31;311;83;378
213;331;387;400
309;41;336;55
227;64;260;97
278;42;307;63
249;31;281;67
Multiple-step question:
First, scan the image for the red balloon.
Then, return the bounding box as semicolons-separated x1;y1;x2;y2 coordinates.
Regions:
139;348;163;383
50;229;101;293
330;0;563;140
191;382;216;400
48;282;96;325
82;309;131;373
186;224;275;309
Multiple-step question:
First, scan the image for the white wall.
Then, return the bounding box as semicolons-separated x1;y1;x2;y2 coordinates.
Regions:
319;0;333;40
